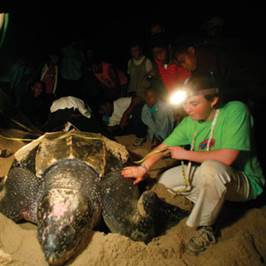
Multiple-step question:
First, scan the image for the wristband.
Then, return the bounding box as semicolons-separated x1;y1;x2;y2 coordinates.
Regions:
139;163;148;172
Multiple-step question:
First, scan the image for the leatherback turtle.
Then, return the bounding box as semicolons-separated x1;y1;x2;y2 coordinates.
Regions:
0;130;186;266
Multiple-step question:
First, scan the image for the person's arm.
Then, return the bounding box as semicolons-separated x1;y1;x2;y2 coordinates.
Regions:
168;146;240;166
121;143;169;185
122;115;188;184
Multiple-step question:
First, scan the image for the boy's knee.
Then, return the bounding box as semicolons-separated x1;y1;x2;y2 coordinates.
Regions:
200;160;227;175
198;160;229;187
158;166;183;187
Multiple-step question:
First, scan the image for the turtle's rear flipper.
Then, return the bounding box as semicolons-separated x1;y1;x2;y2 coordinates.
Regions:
0;167;41;223
101;170;155;243
101;171;188;243
139;191;189;236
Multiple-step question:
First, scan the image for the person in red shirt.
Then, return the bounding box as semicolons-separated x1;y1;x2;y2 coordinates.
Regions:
151;40;191;94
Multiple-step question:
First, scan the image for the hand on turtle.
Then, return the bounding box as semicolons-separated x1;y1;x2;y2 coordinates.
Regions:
121;166;147;185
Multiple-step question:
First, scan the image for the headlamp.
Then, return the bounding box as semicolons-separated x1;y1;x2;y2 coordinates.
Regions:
168;87;219;106
168;89;188;105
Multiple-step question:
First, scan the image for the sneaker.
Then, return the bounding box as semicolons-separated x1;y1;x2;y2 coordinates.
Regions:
133;137;146;147
187;226;216;254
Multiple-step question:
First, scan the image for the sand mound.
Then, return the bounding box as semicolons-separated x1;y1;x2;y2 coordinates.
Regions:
0;207;265;266
0;131;265;266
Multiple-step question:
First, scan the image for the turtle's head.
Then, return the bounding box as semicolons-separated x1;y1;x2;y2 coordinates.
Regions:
36;159;100;265
37;190;94;266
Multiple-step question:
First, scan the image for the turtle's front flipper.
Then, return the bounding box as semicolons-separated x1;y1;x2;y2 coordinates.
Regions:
0;167;42;223
101;170;155;242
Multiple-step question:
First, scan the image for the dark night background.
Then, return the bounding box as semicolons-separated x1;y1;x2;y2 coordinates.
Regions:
1;1;265;160
0;2;266;198
1;1;266;80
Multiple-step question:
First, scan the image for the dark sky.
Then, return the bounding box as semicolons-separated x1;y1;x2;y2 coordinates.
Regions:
4;2;265;47
1;1;265;72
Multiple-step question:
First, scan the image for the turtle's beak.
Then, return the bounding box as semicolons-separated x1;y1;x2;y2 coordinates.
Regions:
40;225;80;266
39;217;92;266
46;252;64;266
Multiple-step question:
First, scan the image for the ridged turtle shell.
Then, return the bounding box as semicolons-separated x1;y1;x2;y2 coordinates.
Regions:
14;130;129;178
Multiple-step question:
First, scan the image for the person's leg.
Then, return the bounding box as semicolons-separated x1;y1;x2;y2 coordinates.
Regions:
159;160;251;254
184;160;250;254
158;164;196;194
185;160;250;228
159;160;250;227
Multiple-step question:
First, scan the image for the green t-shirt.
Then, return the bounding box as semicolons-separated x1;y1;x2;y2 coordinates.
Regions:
163;101;265;199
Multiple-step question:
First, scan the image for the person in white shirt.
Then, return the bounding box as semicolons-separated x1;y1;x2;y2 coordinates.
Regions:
98;96;147;145
42;96;107;134
50;96;92;119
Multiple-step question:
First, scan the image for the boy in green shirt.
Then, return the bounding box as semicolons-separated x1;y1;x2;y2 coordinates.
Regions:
121;75;264;254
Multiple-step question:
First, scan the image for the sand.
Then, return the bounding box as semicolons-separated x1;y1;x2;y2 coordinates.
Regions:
0;131;265;266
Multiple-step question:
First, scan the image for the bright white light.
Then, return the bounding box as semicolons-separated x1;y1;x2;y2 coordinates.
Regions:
169;90;188;105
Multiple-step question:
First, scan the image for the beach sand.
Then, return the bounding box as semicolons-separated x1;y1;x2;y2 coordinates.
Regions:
0;131;265;266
